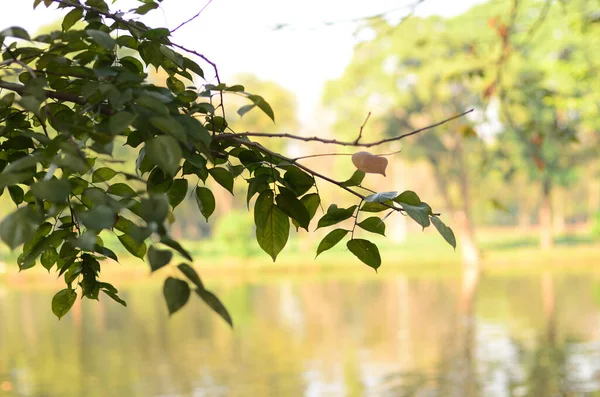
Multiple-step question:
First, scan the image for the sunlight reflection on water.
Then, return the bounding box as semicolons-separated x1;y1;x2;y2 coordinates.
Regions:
1;273;600;396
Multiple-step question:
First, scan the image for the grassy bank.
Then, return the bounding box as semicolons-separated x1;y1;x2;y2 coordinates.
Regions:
1;227;599;288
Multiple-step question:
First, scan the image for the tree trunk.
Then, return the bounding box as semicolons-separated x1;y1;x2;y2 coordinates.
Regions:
552;187;566;235
539;177;554;250
518;207;530;231
589;180;600;226
455;139;480;269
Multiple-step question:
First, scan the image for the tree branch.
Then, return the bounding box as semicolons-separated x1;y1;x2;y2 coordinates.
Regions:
293;149;402;161
0;80;113;115
230;137;407;215
170;0;213;33
215;109;472;147
354;111;371;144
50;0;226;121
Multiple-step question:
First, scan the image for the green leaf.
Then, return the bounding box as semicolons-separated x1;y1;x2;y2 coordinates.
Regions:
394;190;421;205
394;191;432;229
301;193;321;221
78;205;116;231
316;228;349;257
114;217;150;243
118;234;147;259
431;216;456;249
0;27;31;41
135;2;158;14
139;194;170;225
183;58;204;78
109;111;136;133
0;172;33;189
149;116;186;141
92;167;118;183
162;238;192;261
246;175;270;207
194;187;215;221
360;202;391;212
226;85;245;92
41;247;59;271
167;179;188;208
166;77;185;94
254;189;274;228
136;95;169;115
0;207;38;250
357;217;386;236
146;168;173;193
148;245;173;272
20;229;70;270
163;277;190;315
31;179;71;203
107;183;137;198
341;170;365;187
208;168;234;194
196;288;233;328
237;104;255;117
178;263;203;289
94;244;119;262
276;191;310;231
317;205;357;229
52;289;77;320
256;204;289;261
283;168;314;196
103;289;127;306
364;191;398;203
87;29;116;50
248;95;275;122
62;7;83;31
8;185;24;205
145;135;182;177
347;239;381;272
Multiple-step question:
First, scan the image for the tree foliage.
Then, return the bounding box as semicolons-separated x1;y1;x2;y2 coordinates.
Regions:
0;0;456;323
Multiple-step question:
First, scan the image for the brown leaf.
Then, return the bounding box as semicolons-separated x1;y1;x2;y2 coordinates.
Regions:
351;151;388;176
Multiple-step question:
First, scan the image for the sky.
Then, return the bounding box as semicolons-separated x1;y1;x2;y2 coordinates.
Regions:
0;0;488;123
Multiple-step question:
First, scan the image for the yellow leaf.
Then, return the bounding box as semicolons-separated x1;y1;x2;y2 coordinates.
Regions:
351;151;388;176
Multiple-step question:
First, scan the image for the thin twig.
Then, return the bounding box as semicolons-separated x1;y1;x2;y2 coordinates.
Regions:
35;115;49;138
486;0;520;100
2;45;37;78
355;111;371;144
216;109;472;147
522;0;553;45
170;43;225;121
171;0;213;33
312;179;325;214
293;149;402;161
273;0;425;30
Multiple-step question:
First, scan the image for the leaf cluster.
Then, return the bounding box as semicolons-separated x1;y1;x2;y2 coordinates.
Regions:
0;0;455;323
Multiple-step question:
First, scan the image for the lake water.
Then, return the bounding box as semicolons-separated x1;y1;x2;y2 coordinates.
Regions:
1;271;600;397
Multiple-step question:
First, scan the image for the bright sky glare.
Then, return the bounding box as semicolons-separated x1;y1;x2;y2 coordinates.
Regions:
1;0;488;123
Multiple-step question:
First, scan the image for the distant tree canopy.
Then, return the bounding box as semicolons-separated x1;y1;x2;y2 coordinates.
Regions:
325;0;600;254
0;0;457;323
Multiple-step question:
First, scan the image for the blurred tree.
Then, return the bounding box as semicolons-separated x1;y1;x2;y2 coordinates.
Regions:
491;0;600;248
324;15;490;269
325;0;600;257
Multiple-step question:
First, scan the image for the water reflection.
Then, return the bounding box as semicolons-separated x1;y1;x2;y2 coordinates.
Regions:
1;273;600;396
